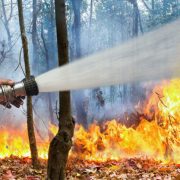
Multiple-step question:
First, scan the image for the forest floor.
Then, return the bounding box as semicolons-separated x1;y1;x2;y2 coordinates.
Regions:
0;156;179;180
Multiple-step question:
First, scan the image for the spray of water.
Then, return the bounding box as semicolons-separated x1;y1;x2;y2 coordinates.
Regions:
36;19;180;92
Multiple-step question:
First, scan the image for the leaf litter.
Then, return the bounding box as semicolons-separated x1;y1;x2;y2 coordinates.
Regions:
0;156;179;179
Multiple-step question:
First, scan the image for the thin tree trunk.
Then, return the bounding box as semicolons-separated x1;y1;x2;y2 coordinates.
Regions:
152;0;155;11
41;24;55;124
163;0;167;17
132;1;140;103
71;0;88;128
88;0;93;53
151;0;155;22
32;0;39;74
17;0;39;168
71;0;81;57
1;0;12;47
128;0;143;105
141;0;151;12
138;8;143;34
48;0;56;68
133;1;139;37
47;0;75;179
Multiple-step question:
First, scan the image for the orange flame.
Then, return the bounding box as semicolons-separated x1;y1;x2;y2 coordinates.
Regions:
0;79;179;163
0;124;50;159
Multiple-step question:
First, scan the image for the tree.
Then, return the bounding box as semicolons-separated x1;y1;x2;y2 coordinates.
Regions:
40;22;56;124
0;40;11;64
71;0;81;57
47;0;75;179
40;0;57;69
17;0;39;168
127;0;143;36
132;0;139;36
1;0;13;47
39;0;57;125
88;0;93;52
32;0;39;74
71;0;88;128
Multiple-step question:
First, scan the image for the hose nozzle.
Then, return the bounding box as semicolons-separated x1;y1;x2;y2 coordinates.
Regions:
0;76;39;105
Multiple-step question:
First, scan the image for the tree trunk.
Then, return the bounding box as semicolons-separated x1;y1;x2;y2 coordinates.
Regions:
71;0;88;128
133;1;139;37
128;0;143;105
48;0;56;69
47;0;75;179
71;0;81;57
32;0;39;74
17;0;39;168
41;23;55;124
152;0;155;11
163;0;167;17
88;0;93;53
1;0;12;47
73;92;88;128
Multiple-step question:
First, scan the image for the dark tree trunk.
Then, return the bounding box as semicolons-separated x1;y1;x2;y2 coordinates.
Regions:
71;0;81;57
71;0;88;128
132;2;140;102
47;0;75;179
152;0;155;11
133;1;139;37
88;0;105;120
41;24;55;124
73;92;88;128
163;0;167;17
17;0;39;168
48;0;56;69
88;0;93;53
128;0;144;105
1;0;12;47
40;1;56;126
32;0;39;74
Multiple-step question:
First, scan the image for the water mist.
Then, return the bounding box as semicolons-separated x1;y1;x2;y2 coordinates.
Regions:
36;19;180;93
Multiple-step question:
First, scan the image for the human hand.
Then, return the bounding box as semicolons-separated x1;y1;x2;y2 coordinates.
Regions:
0;79;14;86
0;79;24;108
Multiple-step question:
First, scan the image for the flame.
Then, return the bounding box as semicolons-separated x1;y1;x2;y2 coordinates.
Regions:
0;79;179;163
73;79;179;163
0;124;50;159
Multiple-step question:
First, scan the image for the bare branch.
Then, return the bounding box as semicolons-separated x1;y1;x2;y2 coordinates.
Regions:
141;0;152;12
14;46;26;76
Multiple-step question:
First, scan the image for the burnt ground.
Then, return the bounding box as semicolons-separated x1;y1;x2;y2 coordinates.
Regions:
0;157;179;180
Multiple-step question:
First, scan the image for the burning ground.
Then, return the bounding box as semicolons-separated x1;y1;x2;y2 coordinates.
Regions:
0;79;179;179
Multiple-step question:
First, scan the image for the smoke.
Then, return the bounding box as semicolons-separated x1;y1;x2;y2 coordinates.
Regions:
66;0;151;123
67;0;180;124
0;0;179;131
0;0;53;136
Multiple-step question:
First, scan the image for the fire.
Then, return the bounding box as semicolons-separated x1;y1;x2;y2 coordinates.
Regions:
73;79;180;163
0;124;50;159
0;79;179;163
